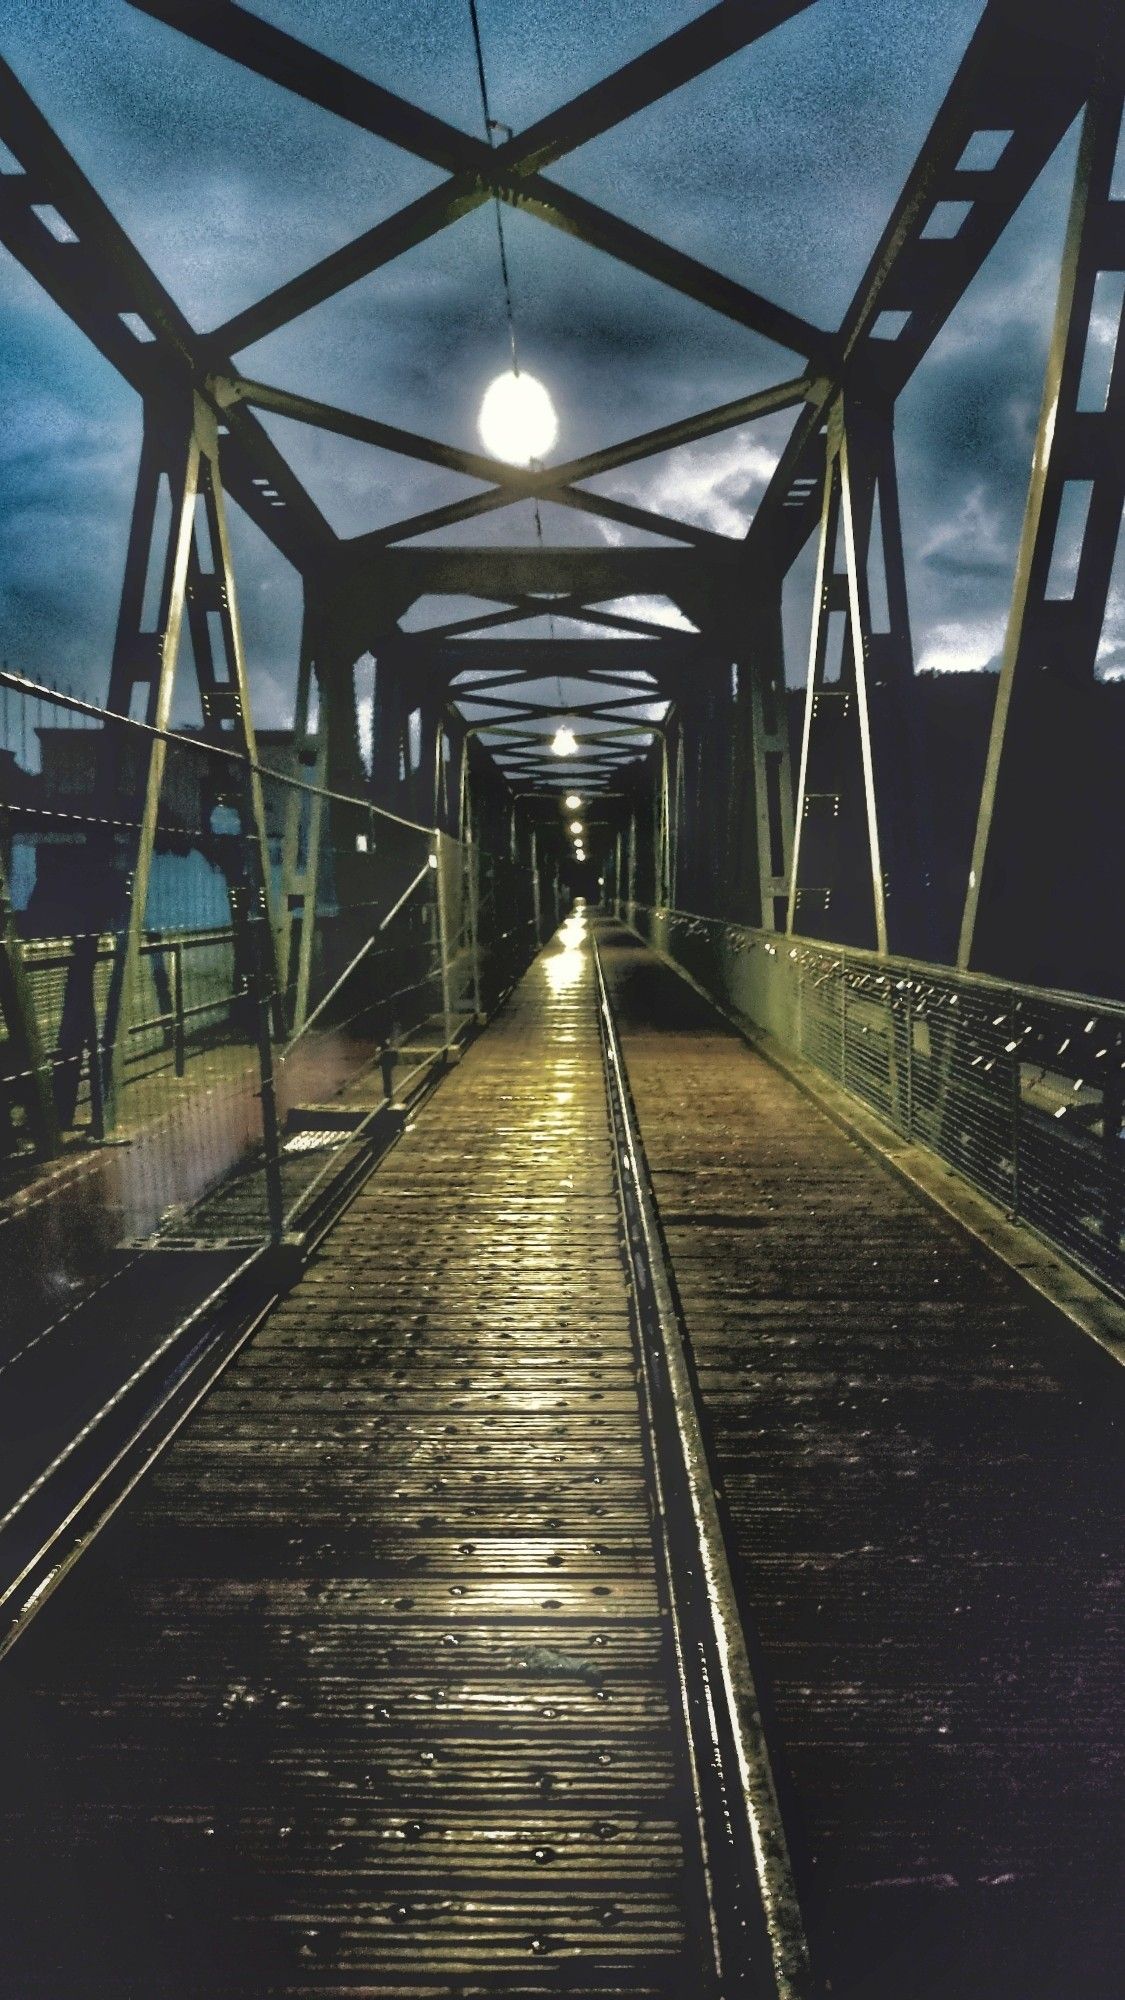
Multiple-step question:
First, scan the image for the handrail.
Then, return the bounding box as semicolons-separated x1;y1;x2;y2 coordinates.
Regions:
630;901;1125;1021
0;666;434;839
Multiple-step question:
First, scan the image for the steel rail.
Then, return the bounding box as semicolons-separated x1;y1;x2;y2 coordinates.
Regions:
591;929;813;2000
0;668;434;839
628;900;1125;1023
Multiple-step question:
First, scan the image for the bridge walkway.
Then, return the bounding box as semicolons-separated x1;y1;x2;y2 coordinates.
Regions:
0;918;1121;1999
599;923;1124;2000
1;915;706;1998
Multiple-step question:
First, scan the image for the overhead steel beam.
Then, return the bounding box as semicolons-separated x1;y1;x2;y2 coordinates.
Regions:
404;604;555;645
364;477;727;549
130;0;812;179
232;372;807;499
452;692;669;722
0;58;334;573
404;637;708;675
553;605;698;642
447;671;663;704
405;594;678;643
549;376;814;485
479;726;658;747
233;373;809;548
221;375;718;545
130;0;828;361
746;0;1124;576
352;546;730;611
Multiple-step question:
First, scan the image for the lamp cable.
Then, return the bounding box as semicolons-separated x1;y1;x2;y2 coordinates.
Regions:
466;1;562;749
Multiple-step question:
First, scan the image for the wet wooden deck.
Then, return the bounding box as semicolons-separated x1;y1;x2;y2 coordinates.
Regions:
1;917;1122;1998
599;924;1125;2000
0;918;705;1997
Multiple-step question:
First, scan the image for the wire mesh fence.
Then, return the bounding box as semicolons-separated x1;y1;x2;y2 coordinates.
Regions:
629;902;1125;1301
0;671;548;1509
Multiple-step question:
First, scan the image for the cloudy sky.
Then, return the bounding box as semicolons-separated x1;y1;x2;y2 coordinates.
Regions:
0;0;1104;731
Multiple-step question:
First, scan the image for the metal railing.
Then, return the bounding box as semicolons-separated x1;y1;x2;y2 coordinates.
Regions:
628;903;1125;1302
0;672;555;1638
0;674;552;1534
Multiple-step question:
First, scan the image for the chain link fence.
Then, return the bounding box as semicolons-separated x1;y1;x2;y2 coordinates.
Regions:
629;903;1125;1301
0;671;549;1553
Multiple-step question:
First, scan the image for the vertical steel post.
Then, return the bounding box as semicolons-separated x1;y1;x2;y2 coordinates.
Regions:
788;394;922;956
0;844;59;1158
743;591;794;931
433;836;454;1049
1009;995;1022;1221
458;740;483;1014
531;828;542;941
787;439;839;937
838;421;889;958
171;940;185;1078
251;910;285;1243
626;808;638;928
959;93;1125;983
280;599;328;1032
904;982;914;1140
86;952;106;1143
101;407;203;1127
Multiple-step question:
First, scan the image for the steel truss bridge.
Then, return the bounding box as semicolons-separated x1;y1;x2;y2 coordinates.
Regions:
0;5;1123;1998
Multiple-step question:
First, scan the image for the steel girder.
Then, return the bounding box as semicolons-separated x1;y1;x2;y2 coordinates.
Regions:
959;87;1125;991
49;388;282;1130
785;398;928;958
128;0;829;366
747;0;1125;577
4;0;1125;959
0;58;334;574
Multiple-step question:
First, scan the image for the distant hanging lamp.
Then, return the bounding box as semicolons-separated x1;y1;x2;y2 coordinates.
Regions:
551;662;578;758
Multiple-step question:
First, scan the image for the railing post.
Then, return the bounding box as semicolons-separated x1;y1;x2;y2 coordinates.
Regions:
87;944;106;1144
433;836;454;1048
467;837;483;1017
231;858;284;1243
0;841;59;1160
840;955;848;1086
531;830;542;943
379;1045;396;1103
904;978;914;1140
250;902;285;1244
171;940;186;1078
1009;990;1021;1221
1102;1053;1123;1250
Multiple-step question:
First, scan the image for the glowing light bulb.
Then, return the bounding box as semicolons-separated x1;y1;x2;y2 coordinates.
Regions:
478;369;558;466
564;794;583;811
551;726;578;757
569;820;583;835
